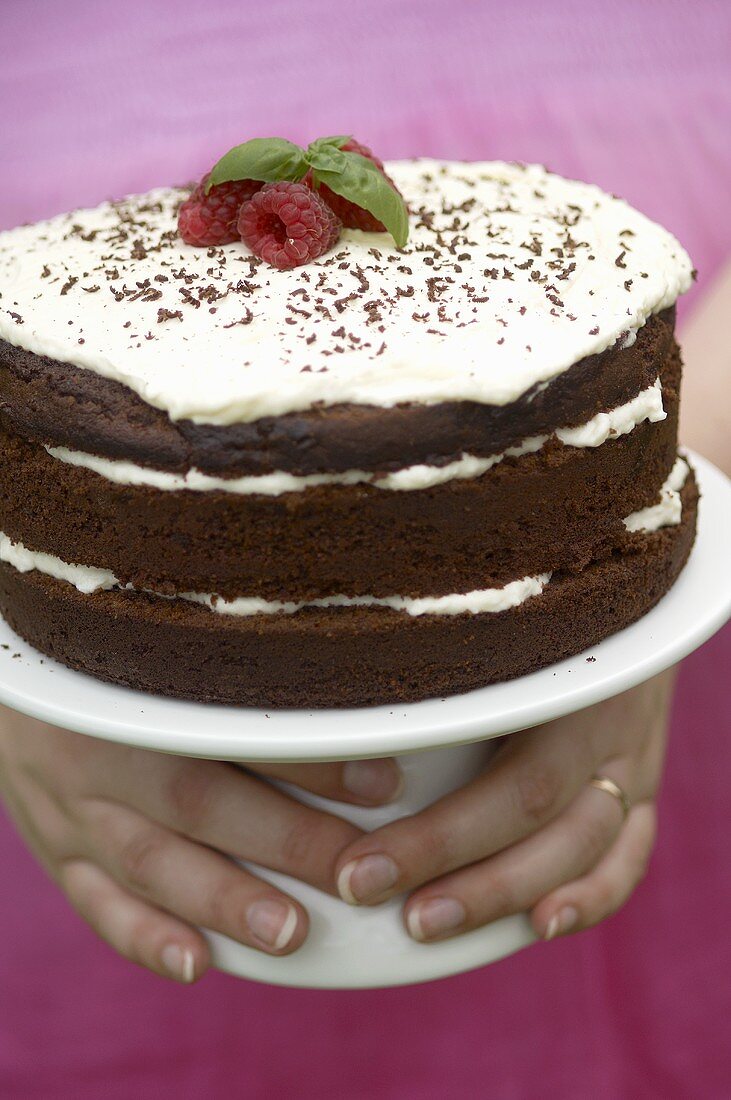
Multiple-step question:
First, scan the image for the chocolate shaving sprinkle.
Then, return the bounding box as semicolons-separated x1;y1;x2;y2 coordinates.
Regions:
179;287;201;309
223;309;254;327
334;292;358;314
157;307;183;323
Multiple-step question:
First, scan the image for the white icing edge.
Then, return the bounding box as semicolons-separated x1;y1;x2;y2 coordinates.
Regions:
623;456;689;532
0;533;117;595
554;377;665;448
45;379;666;496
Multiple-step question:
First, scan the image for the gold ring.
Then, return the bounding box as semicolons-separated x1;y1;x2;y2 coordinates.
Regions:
590;776;631;821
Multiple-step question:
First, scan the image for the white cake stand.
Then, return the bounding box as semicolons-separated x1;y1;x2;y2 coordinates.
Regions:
1;452;729;988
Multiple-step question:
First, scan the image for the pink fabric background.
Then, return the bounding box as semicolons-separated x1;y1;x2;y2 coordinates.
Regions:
1;1;729;1096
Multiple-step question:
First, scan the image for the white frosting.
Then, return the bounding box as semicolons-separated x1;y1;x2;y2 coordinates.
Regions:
0;533;117;594
44;448;373;496
45;378;666;496
0;160;692;426
623;457;689;532
554;377;665;448
181;575;551;618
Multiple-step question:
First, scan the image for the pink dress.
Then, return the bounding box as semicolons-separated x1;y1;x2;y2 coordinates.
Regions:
1;2;729;1095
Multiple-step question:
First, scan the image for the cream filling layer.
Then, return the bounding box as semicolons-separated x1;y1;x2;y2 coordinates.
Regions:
45;379;666;497
0;532;550;618
181;575;552;617
0;535;117;595
623;456;688;532
0;457;688;618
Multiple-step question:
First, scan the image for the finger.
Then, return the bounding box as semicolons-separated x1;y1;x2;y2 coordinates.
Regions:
531;802;657;940
334;715;604;906
402;779;628;942
602;669;676;760
82;799;308;955
0;763;83;876
60;858;208;983
249;758;403;807
88;755;361;895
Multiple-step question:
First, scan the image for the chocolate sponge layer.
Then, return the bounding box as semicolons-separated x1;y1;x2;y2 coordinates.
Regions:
0;331;681;602
0;302;693;708
0;473;697;708
0;309;675;476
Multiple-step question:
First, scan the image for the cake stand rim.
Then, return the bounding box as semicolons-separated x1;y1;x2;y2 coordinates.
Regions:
0;450;728;763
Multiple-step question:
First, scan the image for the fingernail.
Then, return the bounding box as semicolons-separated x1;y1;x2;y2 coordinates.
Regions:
342;759;403;803
544;905;578;940
161;943;196;983
247;898;298;951
337;854;399;904
407;897;466;942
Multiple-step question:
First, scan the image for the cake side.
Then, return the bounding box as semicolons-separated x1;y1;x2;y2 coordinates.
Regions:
0;320;681;601
0;159;696;707
0;472;698;707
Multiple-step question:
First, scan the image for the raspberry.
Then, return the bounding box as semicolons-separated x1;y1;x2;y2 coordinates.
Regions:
237;181;341;270
309;139;401;233
178;174;262;246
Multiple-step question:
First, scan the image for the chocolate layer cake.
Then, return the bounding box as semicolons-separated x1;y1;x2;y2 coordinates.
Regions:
0;161;695;706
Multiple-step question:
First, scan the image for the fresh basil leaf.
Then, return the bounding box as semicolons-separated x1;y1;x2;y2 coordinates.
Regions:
207;138;307;189
305;144;348;174
312;153;409;248
308;135;352;153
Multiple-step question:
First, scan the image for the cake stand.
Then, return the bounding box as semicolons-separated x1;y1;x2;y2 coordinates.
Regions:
1;452;729;988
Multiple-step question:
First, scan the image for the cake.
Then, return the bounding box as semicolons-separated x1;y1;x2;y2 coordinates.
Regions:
0;158;696;707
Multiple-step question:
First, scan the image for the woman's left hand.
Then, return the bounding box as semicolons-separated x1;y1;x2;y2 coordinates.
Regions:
334;671;675;943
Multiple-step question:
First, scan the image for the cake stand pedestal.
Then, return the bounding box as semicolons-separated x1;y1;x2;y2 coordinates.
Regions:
0;453;729;988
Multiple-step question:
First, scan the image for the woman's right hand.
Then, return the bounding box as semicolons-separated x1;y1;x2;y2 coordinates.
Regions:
0;708;402;983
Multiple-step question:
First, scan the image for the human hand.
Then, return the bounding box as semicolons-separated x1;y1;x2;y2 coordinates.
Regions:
0;708;402;982
334;672;675;943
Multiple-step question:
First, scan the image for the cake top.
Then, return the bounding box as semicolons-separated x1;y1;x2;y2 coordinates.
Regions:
0;159;692;426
